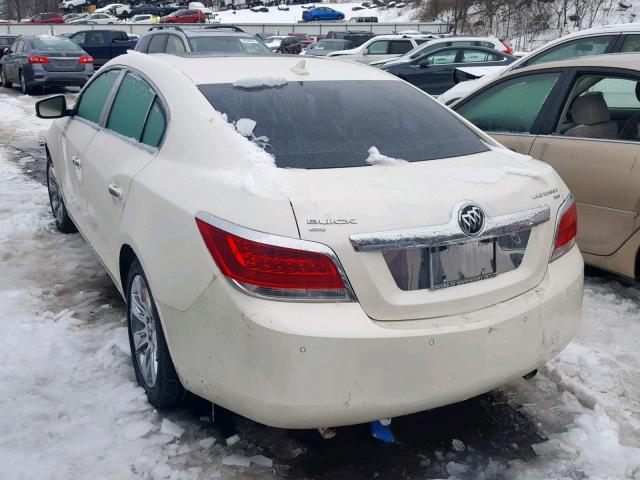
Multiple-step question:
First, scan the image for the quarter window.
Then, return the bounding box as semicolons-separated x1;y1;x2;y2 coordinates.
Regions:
525;35;615;66
620;35;640;52
166;35;186;53
76;69;121;124
461;49;500;63
107;73;155;141
141;98;167;148
456;72;561;133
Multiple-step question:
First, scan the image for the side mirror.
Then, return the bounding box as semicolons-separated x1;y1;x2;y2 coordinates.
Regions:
5;48;12;55
35;95;70;119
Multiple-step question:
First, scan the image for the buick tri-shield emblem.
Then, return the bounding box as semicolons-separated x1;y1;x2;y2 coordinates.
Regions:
458;204;485;236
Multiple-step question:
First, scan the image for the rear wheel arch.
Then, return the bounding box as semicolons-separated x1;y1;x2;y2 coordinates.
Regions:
119;244;138;297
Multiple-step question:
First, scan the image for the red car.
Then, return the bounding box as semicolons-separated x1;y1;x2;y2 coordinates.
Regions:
290;32;316;48
160;9;205;23
24;12;65;24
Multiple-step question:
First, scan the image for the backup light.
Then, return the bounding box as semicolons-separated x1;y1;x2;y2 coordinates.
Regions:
195;216;353;302
550;194;577;262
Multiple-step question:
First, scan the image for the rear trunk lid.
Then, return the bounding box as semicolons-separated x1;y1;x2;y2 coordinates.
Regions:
284;149;564;321
39;51;85;72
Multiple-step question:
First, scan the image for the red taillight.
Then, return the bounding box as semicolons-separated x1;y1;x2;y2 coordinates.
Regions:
79;55;93;64
28;55;49;64
500;39;513;55
551;196;577;262
196;216;352;301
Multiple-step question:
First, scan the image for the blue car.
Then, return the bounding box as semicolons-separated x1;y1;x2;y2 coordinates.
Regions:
302;6;345;21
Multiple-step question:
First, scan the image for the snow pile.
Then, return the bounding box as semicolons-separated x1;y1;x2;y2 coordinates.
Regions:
232;77;288;89
235;118;257;137
365;146;409;166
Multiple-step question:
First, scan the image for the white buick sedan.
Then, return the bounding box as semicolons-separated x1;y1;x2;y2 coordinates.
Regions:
36;53;583;429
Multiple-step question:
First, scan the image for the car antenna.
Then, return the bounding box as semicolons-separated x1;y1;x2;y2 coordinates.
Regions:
290;59;309;76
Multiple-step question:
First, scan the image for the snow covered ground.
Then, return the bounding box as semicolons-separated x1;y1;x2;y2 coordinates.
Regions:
0;87;639;480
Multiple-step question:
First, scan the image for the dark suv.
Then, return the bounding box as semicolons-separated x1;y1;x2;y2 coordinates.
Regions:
136;26;273;56
0;35;93;94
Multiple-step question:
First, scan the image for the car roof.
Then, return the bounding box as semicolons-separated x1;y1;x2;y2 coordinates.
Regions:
503;52;640;75
119;53;395;85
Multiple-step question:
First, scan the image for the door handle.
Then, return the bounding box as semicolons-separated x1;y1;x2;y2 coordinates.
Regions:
72;155;81;167
108;184;123;200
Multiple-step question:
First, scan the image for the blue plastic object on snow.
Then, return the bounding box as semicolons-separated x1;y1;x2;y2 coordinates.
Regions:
370;420;394;443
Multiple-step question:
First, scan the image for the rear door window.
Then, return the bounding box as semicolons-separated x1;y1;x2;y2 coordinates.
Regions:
199;80;488;169
456;72;561;133
76;69;121;124
389;40;413;54
107;73;156;141
148;34;168;53
366;40;388;54
524;35;616;66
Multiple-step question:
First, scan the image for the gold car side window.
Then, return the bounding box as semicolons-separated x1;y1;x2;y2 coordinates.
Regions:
557;75;640;142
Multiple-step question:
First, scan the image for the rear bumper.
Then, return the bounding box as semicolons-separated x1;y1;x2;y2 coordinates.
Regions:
158;245;584;429
27;65;93;88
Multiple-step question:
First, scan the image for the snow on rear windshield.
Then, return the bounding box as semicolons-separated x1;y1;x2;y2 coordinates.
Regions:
198;80;488;169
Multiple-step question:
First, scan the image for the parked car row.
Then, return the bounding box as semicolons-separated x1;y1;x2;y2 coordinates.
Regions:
15;2;219;25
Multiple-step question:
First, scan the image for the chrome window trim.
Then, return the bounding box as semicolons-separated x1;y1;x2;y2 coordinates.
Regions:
195;211;357;303
350;202;550;252
536;134;640;146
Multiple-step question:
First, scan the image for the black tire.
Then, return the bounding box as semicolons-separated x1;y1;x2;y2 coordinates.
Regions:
337;14;344;19
0;67;11;88
46;156;78;234
126;259;185;409
312;15;319;20
19;70;32;95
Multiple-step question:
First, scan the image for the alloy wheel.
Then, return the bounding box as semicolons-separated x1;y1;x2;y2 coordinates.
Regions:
20;72;27;94
129;275;159;388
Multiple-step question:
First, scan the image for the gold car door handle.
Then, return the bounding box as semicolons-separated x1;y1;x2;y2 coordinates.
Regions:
108;184;123;200
72;155;81;167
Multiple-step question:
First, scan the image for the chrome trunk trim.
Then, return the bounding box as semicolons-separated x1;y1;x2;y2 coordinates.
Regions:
349;203;550;252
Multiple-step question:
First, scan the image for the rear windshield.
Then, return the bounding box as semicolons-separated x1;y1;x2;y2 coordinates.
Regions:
198;80;488;169
188;36;271;55
30;37;82;52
